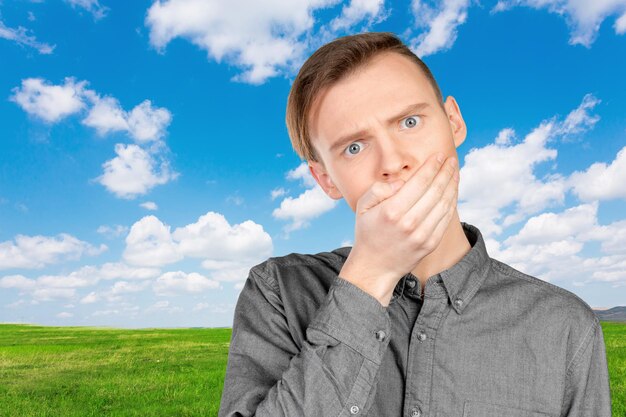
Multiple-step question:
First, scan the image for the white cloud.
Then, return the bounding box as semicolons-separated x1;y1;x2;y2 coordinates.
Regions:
225;193;244;206
11;78;175;202
32;288;76;302
272;185;338;233
0;275;36;290
96;143;178;199
0;233;107;270
193;302;209;311
140;201;158;210
37;272;98;288
97;224;129;238
486;202;626;287
10;77;86;123
557;93;601;135
83;96;172;143
124;212;272;282
286;162;318;188
491;0;626;47
12;78;173;145
408;0;470;57
147;300;183;313
82;96;129;135
153;271;220;295
65;0;110;20
1;262;161;305
0;20;55;54
80;291;98;304
567;145;626;202
96;262;161;280
126;100;172;143
270;187;287;200
616;10;626;32
273;161;339;234
329;0;388;31
495;128;516;145
173;212;273;261
503;203;599;246
57;311;74;318
110;280;149;295
457;94;600;237
144;0;320;84
145;0;391;84
1;261;160;301
124;215;182;266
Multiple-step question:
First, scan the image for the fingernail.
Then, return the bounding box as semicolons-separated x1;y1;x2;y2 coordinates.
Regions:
437;153;444;163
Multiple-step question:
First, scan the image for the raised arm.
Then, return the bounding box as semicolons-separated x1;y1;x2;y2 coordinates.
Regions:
217;267;391;417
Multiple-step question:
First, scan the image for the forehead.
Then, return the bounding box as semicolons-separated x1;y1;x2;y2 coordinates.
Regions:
308;52;439;148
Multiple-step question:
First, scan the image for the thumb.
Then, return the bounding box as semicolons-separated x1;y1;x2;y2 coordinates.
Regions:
357;179;405;213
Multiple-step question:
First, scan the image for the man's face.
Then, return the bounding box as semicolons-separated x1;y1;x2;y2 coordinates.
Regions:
307;51;467;212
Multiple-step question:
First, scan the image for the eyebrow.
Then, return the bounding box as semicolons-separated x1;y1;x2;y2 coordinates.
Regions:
328;102;431;153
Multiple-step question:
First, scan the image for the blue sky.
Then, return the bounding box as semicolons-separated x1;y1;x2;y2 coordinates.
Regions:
1;0;625;328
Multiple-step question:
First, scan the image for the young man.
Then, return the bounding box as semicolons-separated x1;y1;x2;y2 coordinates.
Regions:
218;32;612;417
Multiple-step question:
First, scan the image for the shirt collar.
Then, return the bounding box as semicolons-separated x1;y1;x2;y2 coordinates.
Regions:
331;222;491;315
437;221;491;314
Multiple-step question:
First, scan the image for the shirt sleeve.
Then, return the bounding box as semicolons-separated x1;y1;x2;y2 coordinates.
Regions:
560;318;612;417
217;266;392;417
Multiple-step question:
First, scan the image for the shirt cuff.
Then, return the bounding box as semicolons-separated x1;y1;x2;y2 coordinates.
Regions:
307;275;391;364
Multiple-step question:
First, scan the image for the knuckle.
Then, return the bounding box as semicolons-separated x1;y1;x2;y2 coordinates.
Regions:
398;217;414;234
411;228;427;246
383;208;400;223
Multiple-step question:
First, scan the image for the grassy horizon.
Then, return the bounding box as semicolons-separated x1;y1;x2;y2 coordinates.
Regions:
1;322;624;416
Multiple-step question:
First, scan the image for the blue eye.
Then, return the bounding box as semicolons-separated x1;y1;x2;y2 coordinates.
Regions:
400;115;421;129
343;140;364;156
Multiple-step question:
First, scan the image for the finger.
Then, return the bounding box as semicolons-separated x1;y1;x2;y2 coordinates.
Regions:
401;155;457;225
386;152;451;217
408;175;458;251
356;178;405;214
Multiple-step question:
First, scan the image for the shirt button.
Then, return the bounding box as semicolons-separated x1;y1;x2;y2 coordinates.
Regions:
375;330;386;342
417;331;427;342
454;298;463;307
406;278;416;288
350;405;360;414
411;406;422;417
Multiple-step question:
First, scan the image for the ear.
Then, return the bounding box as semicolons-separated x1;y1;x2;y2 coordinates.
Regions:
309;160;344;200
444;95;467;148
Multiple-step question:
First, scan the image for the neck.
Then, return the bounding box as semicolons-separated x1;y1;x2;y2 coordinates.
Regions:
411;209;471;296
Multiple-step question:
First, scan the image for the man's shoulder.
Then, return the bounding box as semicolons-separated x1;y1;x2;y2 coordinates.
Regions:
247;246;351;290
489;257;599;328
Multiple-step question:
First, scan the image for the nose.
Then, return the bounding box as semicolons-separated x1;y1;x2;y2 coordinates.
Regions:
378;132;414;181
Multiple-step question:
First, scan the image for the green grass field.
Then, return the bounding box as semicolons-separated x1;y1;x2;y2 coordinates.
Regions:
0;322;624;416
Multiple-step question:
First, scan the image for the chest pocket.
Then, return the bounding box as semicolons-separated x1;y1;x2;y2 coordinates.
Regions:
463;400;554;417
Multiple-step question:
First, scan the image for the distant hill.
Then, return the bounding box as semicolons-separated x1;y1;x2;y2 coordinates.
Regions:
593;306;626;322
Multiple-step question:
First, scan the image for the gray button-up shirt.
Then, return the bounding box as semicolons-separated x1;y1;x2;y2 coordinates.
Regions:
218;222;612;417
